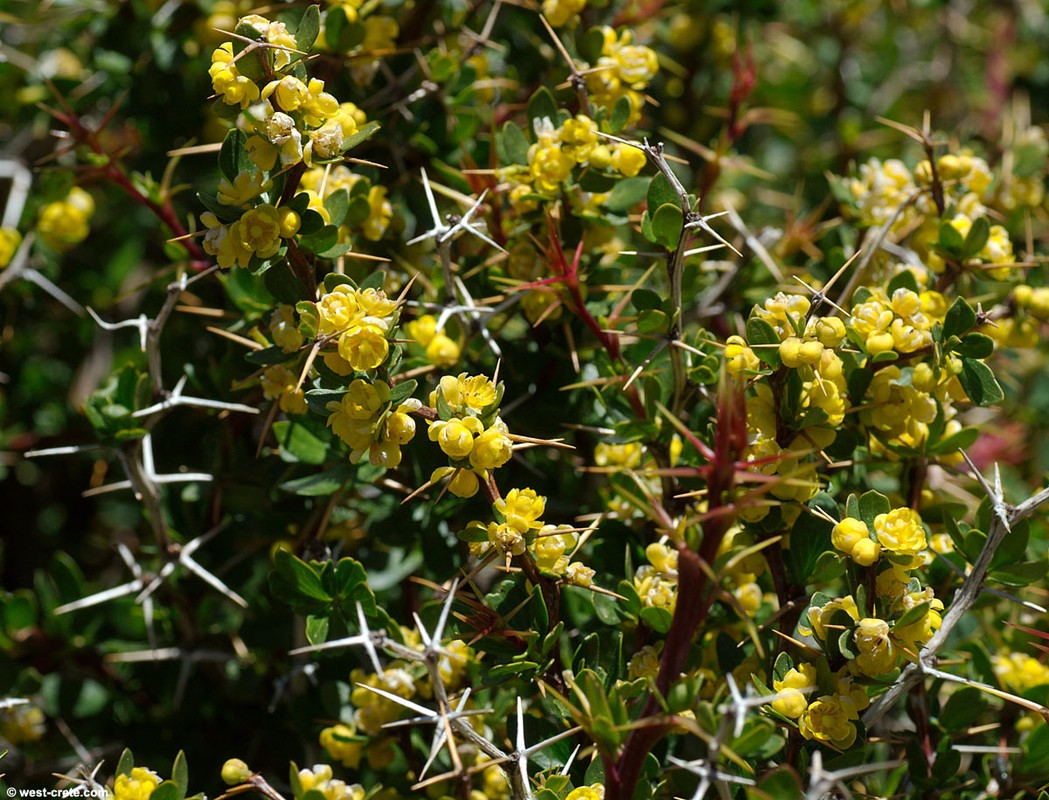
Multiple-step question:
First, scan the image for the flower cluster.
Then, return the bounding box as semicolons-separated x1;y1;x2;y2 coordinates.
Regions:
405;313;461;366
296;764;365;800
427;373;513;498
510;113;647;208
316;282;399;372
584;27;660;123
326;378;419;467
634;541;678;613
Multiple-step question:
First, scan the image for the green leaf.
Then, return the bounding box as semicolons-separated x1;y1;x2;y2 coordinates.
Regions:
650;202;683;249
647;173;678;211
272;421;328;465
745;317;782;367
245;345;296;366
389;379;417;405
298;208;326;236
197;192;241;223
749;768;802;800
858;490;891;531
953;332;994;359
323;273;356;293
527;87;559;129
278;464;353;496
605;177;650;213
172;751;189;800
323;189;350;228
958;358;1004;406
637;308;669;334
488;661;540;681
218;129;250;182
893;601;931;631
305;614;329;645
299;225;339;257
640;606;672;633
117;748;135;778
773;652;794;682
502;121;530;165
929;425;979;455
359;269;386;291
341;121;381;153
151;781;182;800
943;297;977;340
991;560;1049;586
609;95;632;133
961;216;990;260
263;259;310;304
295;4;321;55
457;522;490;543
938;219;964;254
1022;724;1049;777
887;270;920;295
332;557;373;610
786;492;836;586
631;288;662;312
939;686;986;731
273;549;332;603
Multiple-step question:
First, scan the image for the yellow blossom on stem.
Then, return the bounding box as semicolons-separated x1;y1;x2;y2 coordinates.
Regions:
113;768;161;800
873;507;927;556
771;662;816;719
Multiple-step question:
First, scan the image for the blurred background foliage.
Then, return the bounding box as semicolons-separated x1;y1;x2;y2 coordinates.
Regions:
1;0;1048;792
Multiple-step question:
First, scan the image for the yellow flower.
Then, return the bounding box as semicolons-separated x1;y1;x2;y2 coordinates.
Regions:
533;524;577;575
565;785;604;800
470;425;513;470
260;365;307;414
496;487;546;532
724;335;761;376
384;410;416;445
853;618;897;676
798;695;858;749
993;651;1049;693
217;171;270;207
304;121;345;166
210;43;260;108
429;416;484;459
542;0;586;27
320;723;364;769
337;324;389;371
431;466;480;498
262;75;310;111
0;227;22;268
873;508;927;556
201;214;252;269
799;595;858;641
302;78;340;126
610;144;647;177
529;142;574;194
771;662;816;719
831;518;881;566
296;764;363;800
425;334;460;366
0;703;45;745
488;521;526;557
362;185;393;241
113;768;161;800
37;187;94;251
779;336;824;368
237;204;283;258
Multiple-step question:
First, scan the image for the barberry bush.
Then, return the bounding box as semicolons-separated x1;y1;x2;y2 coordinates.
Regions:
3;1;1049;799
